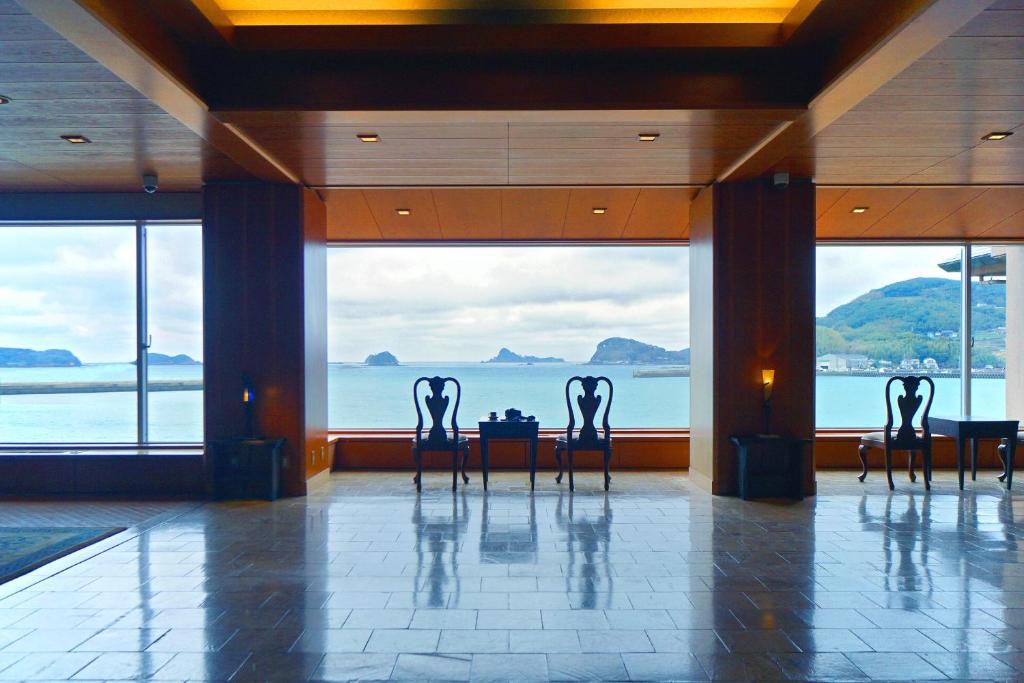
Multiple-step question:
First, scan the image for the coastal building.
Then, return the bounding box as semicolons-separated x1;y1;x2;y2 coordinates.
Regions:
1;2;1024;681
817;353;869;372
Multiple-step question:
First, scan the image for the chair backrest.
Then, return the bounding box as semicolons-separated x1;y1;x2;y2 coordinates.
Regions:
564;375;613;447
884;375;935;447
414;376;461;448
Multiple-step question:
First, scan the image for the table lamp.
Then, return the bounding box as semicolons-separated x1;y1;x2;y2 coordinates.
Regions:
762;369;775;435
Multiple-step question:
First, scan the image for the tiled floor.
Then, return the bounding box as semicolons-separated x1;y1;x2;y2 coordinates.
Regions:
0;470;1021;681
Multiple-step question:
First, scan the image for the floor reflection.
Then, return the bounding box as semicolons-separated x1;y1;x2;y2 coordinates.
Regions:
0;471;1021;681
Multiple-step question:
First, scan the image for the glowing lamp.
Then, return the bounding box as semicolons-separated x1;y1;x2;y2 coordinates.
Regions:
761;368;775;435
242;374;257;439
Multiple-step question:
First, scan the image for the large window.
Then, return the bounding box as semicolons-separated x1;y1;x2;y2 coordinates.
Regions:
327;246;690;428
816;244;1010;428
0;223;203;444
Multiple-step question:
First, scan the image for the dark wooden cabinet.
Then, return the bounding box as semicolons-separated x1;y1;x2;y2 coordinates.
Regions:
209;438;285;500
730;435;809;501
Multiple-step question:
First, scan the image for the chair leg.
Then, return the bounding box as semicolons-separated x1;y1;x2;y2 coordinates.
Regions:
603;446;612;491
923;443;932;491
555;446;564;484
461;444;470;484
884;445;894;491
452;449;458;492
858;444;869;482
568;447;575;492
908;450;917;483
413;446;422;492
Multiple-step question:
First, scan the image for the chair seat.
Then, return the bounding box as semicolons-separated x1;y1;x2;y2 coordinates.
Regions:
860;431;927;448
413;435;469;449
555;435;610;447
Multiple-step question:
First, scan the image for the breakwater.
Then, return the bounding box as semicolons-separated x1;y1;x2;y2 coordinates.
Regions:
0;380;202;395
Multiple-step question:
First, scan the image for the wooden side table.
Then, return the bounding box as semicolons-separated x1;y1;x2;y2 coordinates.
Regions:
730;434;809;501
929;415;1019;490
208;438;285;500
478;418;539;491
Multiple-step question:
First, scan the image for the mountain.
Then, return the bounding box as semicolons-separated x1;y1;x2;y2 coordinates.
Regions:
365;351;399;366
0;347;81;368
588;337;690;365
485;347;564;363
817;277;1005;367
144;353;200;365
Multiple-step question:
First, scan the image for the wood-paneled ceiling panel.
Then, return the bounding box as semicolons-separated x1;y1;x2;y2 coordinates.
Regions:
772;4;1024;185
224;112;792;185
324;186;694;241
499;188;571;240
815;186;1024;240
0;2;250;191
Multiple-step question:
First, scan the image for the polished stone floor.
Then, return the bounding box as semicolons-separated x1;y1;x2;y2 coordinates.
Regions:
0;470;1022;681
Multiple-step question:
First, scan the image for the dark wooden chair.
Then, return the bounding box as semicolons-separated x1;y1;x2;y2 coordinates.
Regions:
412;376;470;492
858;375;935;491
997;432;1023;483
555;375;613;491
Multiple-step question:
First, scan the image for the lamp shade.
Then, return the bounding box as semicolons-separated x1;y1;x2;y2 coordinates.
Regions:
762;369;775;400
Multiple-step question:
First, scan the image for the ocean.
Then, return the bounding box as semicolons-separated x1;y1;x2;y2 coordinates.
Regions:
0;362;1008;442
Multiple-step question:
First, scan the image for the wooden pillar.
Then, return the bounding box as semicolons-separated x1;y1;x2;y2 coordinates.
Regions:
688;179;816;496
203;182;328;497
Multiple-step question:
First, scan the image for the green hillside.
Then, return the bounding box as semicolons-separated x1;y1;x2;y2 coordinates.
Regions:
817;277;1005;368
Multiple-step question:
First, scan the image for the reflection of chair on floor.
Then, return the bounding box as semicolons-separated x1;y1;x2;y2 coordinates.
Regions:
997;432;1023;483
555;491;613;609
412;493;465;608
412;376;470;492
858;375;935;491
555;376;613;491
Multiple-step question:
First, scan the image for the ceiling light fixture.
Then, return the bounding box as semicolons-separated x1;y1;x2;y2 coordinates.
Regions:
982;131;1014;141
592;207;607;215
851;207;869;214
357;133;380;142
395;208;411;216
61;134;91;144
638;133;659;142
0;95;10;105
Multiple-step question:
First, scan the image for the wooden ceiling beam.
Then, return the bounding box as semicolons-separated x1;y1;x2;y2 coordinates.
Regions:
18;0;298;184
718;0;997;182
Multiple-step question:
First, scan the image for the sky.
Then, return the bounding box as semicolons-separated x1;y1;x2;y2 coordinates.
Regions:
0;230;968;364
0;224;203;364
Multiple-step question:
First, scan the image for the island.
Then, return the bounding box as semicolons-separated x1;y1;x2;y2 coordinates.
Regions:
485;347;564;363
0;347;81;368
144;352;200;365
588;337;690;365
365;351;399;366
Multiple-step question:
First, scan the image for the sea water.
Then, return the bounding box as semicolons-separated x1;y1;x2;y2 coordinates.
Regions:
0;362;1008;442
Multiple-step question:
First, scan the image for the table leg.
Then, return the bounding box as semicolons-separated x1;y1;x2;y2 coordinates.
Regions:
1007;437;1015;491
480;438;489;492
957;436;966;490
529;437;537;491
971;437;978;482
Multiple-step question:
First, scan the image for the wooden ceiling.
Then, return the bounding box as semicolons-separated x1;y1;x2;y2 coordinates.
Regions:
0;0;250;191
773;1;1024;185
324;187;695;240
221;111;795;186
324;185;1024;241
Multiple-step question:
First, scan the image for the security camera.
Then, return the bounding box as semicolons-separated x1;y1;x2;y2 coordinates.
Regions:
772;171;790;189
142;173;158;194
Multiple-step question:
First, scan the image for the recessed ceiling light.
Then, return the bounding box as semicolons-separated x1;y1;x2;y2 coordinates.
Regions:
638;133;659;142
0;95;10;105
61;134;91;144
395;208;411;216
357;133;380;142
982;131;1014;141
592;207;607;215
851;207;869;214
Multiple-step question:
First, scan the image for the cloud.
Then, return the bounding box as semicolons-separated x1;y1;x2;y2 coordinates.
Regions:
328;246;690;361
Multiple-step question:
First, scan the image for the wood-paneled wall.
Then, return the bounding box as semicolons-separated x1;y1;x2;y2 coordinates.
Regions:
688;180;817;495
203;182;328;496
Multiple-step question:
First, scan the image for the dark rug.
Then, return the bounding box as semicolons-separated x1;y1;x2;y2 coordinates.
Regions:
0;527;125;584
